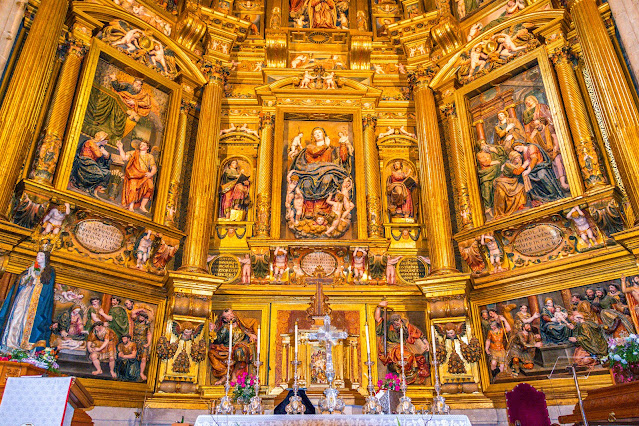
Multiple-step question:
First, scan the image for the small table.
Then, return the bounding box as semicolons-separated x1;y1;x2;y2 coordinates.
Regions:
195;414;472;425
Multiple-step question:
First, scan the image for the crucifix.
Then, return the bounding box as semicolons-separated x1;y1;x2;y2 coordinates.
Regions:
307;314;347;414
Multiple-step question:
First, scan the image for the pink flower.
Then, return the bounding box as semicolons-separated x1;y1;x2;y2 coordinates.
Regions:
230;381;236;387
250;379;255;385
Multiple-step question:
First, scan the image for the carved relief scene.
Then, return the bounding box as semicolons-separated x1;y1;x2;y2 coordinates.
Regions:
288;0;351;29
480;276;639;384
470;65;570;222
281;117;356;239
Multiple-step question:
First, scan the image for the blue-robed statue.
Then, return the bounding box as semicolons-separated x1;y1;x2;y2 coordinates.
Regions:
0;251;56;350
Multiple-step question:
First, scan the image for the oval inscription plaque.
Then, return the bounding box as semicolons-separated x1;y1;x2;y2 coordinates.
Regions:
512;223;564;257
397;257;428;284
300;251;337;276
74;220;125;254
209;254;240;283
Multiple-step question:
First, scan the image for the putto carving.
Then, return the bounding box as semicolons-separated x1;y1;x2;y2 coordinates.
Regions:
456;23;539;84
295;66;342;90
99;21;178;79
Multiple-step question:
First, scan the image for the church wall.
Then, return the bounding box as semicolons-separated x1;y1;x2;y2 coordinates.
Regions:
0;0;638;416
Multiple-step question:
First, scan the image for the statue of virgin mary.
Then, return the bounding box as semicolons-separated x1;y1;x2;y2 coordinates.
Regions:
0;251;56;350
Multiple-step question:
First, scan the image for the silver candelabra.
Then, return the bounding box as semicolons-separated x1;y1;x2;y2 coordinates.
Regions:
285;357;305;415
362;360;383;414
246;360;264;415
215;358;235;415
430;354;450;415
395;359;416;414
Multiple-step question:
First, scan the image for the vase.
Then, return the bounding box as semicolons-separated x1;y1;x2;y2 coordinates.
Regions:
611;362;639;384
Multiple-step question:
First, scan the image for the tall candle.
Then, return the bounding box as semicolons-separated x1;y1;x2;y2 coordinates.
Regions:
400;323;404;363
364;322;371;359
431;325;437;361
228;321;233;362
294;322;299;355
256;326;261;361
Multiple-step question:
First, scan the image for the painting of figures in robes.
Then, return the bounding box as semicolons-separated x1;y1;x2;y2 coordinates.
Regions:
469;65;569;222
288;0;350;29
479;276;639;384
373;301;430;385
47;284;157;382
67;57;170;217
282;118;356;239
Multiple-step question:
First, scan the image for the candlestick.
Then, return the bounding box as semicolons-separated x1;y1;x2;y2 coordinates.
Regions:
395;318;415;415
247;359;264;415
362;360;383;415
285;346;304;415
429;325;450;415
216;320;235;415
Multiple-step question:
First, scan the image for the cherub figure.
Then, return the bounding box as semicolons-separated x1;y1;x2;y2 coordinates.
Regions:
322;71;337;89
467;23;483;42
239;254;251;284
468;46;488;77
136;230;154;270
567;205;597;247
340;178;355;219
480;234;504;273
377;126;395;139
273;247;288;281
299;70;314;88
239;123;259;136
352;248;367;281
112;28;143;52
553;308;570;326
494;33;526;59
399;126;416;139
289;132;304;158
294;14;306;28
338;131;353;155
149;42;168;70
338;12;348;29
220;123;237;135
325;193;345;235
385;255;402;285
41;202;71;236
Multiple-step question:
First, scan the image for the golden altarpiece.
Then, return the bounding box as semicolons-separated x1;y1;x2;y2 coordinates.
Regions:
0;0;638;413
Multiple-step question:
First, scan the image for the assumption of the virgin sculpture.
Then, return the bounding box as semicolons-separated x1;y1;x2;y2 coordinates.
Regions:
0;0;639;421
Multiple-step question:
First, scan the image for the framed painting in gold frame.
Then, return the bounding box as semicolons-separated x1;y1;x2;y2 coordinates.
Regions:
54;39;181;224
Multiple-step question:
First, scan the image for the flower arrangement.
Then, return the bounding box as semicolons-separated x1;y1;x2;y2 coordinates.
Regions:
0;348;59;372
377;372;401;392
229;371;257;404
602;334;639;384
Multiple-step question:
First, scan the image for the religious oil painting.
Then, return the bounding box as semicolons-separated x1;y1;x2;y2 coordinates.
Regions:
479;276;639;384
67;56;171;217
469;65;569;222
49;285;158;383
217;157;252;221
373;303;431;385
463;0;530;41
375;17;399;38
208;309;261;385
288;0;350;29
281;117;356;239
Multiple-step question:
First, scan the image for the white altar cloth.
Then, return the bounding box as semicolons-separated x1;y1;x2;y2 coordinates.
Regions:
195;414;472;425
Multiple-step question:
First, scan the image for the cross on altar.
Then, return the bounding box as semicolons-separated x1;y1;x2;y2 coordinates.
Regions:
307;315;347;381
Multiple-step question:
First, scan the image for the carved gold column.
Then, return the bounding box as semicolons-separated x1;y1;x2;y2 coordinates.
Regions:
550;47;606;190
362;114;383;238
31;34;90;183
254;111;275;237
0;0;69;216
441;102;473;230
569;0;639;221
179;61;226;272
411;68;457;274
165;98;194;227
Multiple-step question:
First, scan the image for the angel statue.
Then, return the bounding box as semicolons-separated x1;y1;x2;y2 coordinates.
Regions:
156;321;205;374
208;309;259;385
433;323;482;375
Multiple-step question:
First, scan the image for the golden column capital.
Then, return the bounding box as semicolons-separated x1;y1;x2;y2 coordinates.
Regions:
362;113;384;238
568;0;639;223
0;0;69;217
549;45;608;190
199;59;229;88
30;36;90;184
410;67;458;274
179;77;225;273
254;110;276;238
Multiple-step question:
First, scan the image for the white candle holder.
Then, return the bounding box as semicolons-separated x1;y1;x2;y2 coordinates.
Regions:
362;360;383;415
215;359;235;415
285;359;305;415
246;360;264;415
430;355;450;415
395;359;415;415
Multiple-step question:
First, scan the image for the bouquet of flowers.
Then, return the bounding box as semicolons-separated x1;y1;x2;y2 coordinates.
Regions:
229;371;257;404
377;372;401;392
0;348;59;372
602;334;639;384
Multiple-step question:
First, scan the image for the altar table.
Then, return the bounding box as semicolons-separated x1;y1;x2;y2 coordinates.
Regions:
194;414;472;425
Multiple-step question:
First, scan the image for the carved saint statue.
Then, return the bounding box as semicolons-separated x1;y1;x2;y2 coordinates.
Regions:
219;159;251;221
386;161;418;220
208;309;258;384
